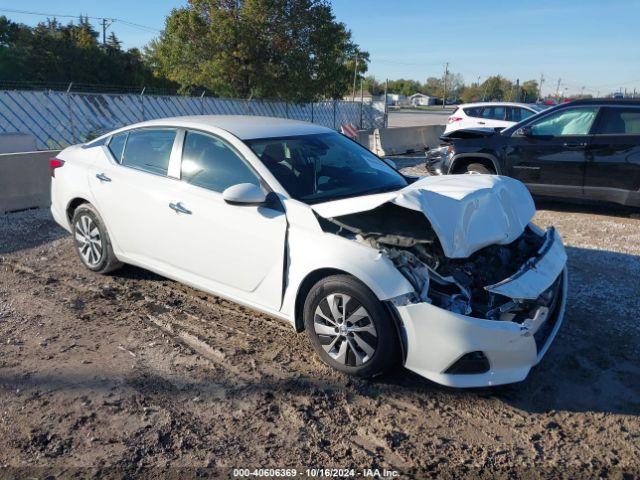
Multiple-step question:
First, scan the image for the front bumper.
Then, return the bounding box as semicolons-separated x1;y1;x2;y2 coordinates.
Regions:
424;147;450;175
395;230;568;388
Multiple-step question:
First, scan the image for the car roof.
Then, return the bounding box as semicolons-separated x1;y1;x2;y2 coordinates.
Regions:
109;115;334;140
561;98;640;106
456;102;537;109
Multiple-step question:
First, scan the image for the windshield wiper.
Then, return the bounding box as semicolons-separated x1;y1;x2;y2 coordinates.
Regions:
310;185;404;204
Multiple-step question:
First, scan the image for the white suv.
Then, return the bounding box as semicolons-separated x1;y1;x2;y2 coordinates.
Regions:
445;102;546;133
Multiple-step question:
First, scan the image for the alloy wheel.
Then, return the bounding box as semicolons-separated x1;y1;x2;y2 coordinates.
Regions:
74;214;103;267
314;293;378;366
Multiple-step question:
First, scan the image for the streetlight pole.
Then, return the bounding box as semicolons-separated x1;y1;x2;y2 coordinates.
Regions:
442;62;449;109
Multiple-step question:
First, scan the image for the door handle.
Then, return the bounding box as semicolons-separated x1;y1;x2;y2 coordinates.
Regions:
562;142;587;149
478;121;486;125
169;202;192;215
96;173;111;182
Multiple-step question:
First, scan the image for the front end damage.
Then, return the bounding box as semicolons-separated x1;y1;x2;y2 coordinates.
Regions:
314;175;568;387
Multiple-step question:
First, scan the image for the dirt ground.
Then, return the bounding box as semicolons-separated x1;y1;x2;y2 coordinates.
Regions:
1;163;639;478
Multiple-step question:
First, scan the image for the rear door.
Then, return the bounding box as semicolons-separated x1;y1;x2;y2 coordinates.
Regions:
507;107;537;124
505;106;599;196
584;106;640;201
476;105;511;129
88;127;180;264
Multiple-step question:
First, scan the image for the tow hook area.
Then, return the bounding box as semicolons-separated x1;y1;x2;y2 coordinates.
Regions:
520;306;549;336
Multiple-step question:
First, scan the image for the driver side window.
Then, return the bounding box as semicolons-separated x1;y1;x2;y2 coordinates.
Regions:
180;131;259;193
530;107;598;136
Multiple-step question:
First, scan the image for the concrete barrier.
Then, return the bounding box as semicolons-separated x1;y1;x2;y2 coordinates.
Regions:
0;150;59;214
371;125;445;156
0;133;38;154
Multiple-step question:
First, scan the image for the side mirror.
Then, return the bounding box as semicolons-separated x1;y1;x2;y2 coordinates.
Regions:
516;126;533;137
222;183;267;206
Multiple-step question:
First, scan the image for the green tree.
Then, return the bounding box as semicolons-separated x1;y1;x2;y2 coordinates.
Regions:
386;78;421;96
519;79;539;102
0;15;174;90
422;72;463;100
145;0;368;101
362;75;384;96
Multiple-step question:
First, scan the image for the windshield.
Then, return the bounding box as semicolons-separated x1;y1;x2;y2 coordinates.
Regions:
245;132;408;204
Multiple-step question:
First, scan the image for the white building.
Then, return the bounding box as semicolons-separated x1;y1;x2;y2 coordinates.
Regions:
409;93;437;106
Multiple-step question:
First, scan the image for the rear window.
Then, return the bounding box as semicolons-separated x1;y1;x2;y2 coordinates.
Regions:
463;107;482;118
595;107;640;135
509;107;536;122
481;106;506;121
108;132;127;162
121;129;177;176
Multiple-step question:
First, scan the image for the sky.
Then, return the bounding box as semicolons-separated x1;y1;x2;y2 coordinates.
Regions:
2;0;639;96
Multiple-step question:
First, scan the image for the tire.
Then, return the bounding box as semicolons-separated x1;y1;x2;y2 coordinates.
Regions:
465;162;494;175
303;274;400;378
71;203;123;274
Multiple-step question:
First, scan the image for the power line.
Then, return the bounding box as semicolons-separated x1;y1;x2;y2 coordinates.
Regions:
0;7;161;33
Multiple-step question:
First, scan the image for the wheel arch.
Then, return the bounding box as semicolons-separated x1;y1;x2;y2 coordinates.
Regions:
449;153;500;174
293;268;354;332
292;267;409;362
66;197;92;224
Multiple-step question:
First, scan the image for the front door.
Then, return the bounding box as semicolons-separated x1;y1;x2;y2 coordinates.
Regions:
165;130;287;311
584;106;640;202
505;106;599;197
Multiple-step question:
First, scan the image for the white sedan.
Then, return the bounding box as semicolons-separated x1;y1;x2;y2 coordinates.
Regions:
50;116;568;388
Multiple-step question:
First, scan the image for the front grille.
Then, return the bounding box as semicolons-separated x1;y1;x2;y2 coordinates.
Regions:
533;274;564;354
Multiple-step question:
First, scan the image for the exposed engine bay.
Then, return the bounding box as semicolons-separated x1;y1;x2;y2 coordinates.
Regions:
318;203;561;322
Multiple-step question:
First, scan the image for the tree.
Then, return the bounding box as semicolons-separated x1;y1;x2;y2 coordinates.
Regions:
519;80;539;102
421;72;463;100
362;76;384;96
0;15;174;90
423;77;442;97
106;32;122;52
145;0;368;101
386;78;421;96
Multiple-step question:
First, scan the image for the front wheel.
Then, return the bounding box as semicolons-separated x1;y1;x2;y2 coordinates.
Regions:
303;274;400;377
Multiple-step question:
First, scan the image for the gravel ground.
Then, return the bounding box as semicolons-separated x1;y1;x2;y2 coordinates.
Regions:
1;166;639;478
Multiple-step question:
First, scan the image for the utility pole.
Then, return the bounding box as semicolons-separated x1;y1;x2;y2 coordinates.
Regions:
555;78;562;99
442;62;449;109
351;54;359;102
101;18;114;46
383;78;389;128
539;73;545;100
581;86;585;98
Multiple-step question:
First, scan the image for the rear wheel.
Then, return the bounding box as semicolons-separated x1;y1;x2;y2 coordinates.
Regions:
71;203;122;274
465;162;494;175
303;274;399;377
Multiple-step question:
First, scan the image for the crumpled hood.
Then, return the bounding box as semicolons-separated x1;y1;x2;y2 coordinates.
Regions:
312;175;536;258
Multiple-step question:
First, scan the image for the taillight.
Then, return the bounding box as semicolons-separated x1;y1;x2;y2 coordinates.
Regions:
49;158;65;177
448;116;463;123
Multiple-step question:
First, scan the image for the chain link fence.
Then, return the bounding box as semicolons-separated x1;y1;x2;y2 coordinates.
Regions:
0;89;386;149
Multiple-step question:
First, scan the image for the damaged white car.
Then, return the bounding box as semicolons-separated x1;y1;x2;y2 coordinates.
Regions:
50;116;568;388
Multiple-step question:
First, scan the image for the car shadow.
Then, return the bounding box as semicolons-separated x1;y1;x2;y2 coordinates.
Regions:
375;245;640;416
